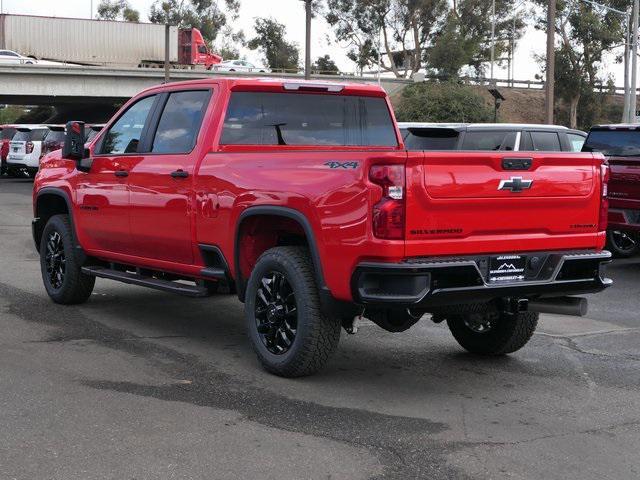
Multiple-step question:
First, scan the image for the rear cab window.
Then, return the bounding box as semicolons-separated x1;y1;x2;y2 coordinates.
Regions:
583;129;640;156
220;91;398;147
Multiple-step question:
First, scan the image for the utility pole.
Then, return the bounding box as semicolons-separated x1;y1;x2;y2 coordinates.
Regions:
164;24;170;84
624;13;631;122
631;0;639;123
490;0;495;84
545;0;556;124
304;0;311;79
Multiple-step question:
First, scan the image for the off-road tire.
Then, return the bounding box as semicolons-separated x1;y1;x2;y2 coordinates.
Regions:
606;229;639;258
447;310;539;355
40;214;95;304
245;246;341;377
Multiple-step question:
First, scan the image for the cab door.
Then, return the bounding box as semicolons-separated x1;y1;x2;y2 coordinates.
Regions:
127;89;212;265
75;94;157;254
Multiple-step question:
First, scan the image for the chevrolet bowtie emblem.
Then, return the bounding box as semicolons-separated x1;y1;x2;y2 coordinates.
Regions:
498;176;533;193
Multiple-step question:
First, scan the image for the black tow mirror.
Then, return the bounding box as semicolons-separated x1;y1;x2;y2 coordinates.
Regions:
62;121;92;172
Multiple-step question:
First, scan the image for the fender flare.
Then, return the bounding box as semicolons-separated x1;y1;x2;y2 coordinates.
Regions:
234;206;327;302
34;187;84;259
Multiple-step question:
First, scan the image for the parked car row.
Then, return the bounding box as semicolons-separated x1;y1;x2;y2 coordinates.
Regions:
0;123;103;177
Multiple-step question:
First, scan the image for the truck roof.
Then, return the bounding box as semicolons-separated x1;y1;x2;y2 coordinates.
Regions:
139;77;388;97
398;122;570;131
591;124;640;130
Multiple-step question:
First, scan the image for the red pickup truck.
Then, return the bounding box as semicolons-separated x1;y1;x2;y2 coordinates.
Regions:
583;125;640;257
32;78;612;377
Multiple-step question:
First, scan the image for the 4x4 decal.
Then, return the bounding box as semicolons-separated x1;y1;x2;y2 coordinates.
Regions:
324;161;359;169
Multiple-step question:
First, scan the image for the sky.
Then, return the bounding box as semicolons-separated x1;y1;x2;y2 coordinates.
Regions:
0;0;627;86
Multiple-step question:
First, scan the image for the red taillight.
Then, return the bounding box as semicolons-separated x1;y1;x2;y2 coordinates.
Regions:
26;141;34;154
599;163;610;231
369;164;405;240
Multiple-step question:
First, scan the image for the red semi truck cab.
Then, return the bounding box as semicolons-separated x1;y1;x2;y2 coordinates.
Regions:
179;28;222;68
32;78;612;377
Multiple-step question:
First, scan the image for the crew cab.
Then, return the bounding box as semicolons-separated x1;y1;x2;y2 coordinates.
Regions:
583;124;640;257
32;78;612;377
399;123;587;152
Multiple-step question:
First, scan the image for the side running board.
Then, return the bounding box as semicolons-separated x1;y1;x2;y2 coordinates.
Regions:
81;266;209;298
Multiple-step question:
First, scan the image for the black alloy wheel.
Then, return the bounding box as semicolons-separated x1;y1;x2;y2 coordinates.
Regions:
39;214;95;304
255;271;298;355
244;246;341;377
45;230;66;290
607;230;639;258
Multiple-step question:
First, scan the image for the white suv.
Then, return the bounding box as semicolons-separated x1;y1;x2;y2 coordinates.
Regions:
7;125;50;177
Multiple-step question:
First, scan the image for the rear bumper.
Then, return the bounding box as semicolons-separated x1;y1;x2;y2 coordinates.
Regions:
351;250;612;308
6;163;38;175
609;208;640;233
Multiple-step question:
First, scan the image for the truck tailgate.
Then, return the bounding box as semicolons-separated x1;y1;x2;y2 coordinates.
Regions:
607;156;640;210
405;151;604;256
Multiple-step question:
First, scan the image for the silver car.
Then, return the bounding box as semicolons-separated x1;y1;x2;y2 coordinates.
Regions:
0;50;37;65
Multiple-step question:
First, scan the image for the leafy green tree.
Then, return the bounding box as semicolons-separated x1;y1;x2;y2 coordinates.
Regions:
247;18;300;72
428;0;525;78
325;0;448;78
96;0;140;22
312;54;339;74
533;0;627;128
216;27;246;60
395;81;494;123
149;0;240;44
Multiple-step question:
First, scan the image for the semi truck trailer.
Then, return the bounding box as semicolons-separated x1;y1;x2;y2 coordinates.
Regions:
0;14;221;69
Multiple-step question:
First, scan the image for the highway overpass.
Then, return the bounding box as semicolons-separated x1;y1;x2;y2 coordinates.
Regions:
0;64;412;106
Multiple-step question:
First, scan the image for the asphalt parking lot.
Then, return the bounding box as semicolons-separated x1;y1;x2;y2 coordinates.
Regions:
1;177;639;480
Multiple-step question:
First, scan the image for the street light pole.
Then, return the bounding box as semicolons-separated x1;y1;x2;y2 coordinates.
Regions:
490;0;495;84
545;0;556;124
304;0;311;79
631;0;639;123
623;13;631;122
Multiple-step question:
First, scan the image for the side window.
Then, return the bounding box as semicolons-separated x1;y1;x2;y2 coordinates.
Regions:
568;133;586;152
531;131;561;151
520;131;533;151
461;131;516;151
100;95;156;155
197;45;207;54
151;90;211;154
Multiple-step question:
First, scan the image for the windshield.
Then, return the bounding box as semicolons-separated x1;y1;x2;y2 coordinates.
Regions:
583;129;640;157
401;128;459;150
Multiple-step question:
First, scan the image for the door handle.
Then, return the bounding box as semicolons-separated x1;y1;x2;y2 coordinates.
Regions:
502;158;532;170
171;169;189;179
114;170;128;177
